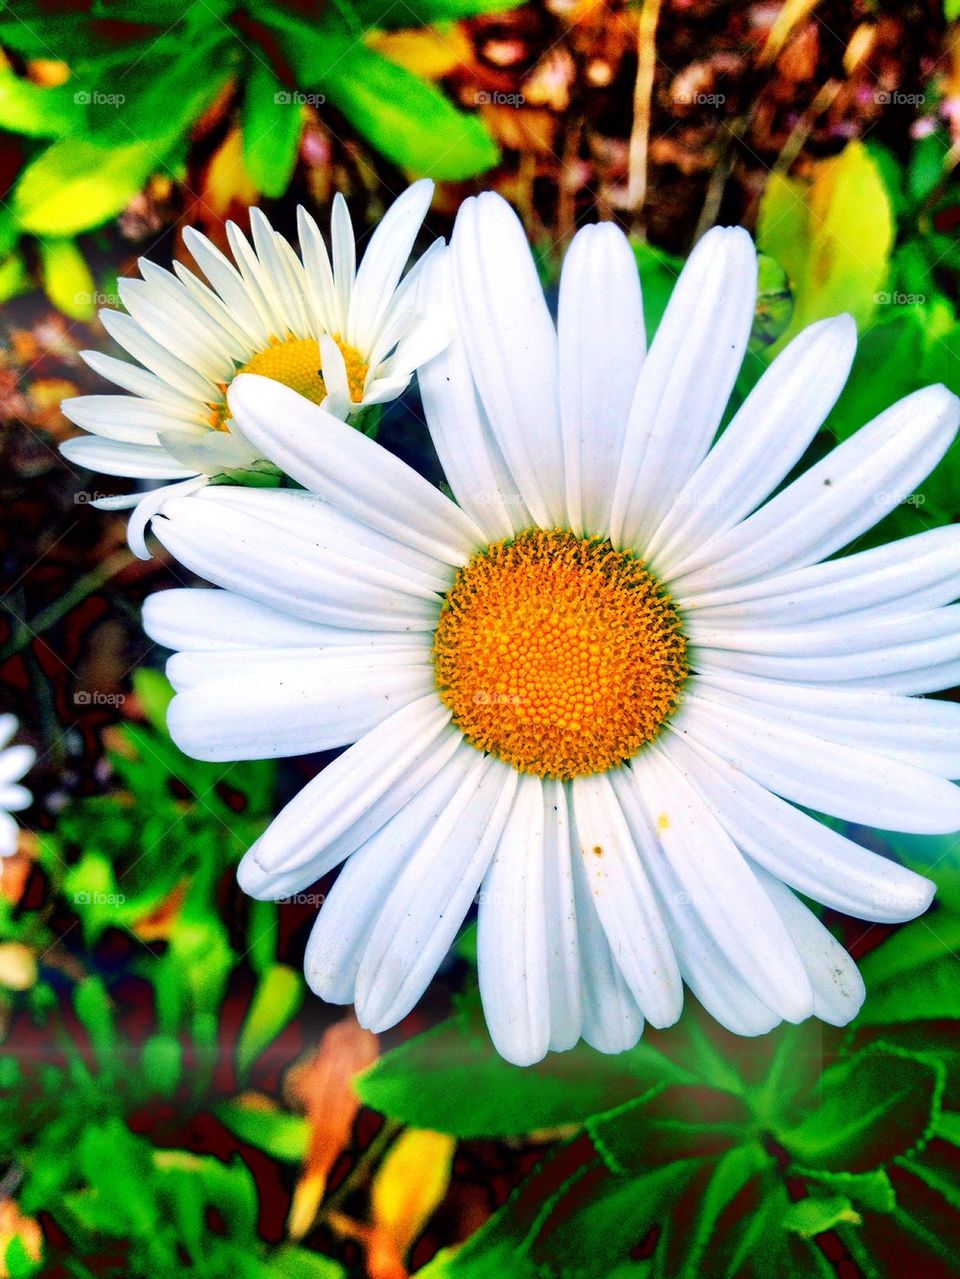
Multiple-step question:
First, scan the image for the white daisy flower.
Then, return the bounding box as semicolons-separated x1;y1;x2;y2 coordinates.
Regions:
60;180;445;559
0;715;34;858
142;193;960;1067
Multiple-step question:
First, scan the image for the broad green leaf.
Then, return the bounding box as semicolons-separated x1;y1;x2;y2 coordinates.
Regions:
795;1167;896;1214
0;69;77;137
236;963;303;1075
631;239;682;338
355;0;525;25
274;19;499;179
73;977;116;1064
3;1235;43;1279
530;1159;698;1278
935;1111;960;1146
783;1194;861;1237
38;238;96;321
824;309;926;442
13;136;172;235
267;1249;346;1279
757;141;894;344
0;253;29;304
908;130;950;204
141;1034;182;1096
132;668;175;730
215;1101;310;1161
778;1044;943;1172
242;63;303;198
357;999;688;1138
587;1085;750;1176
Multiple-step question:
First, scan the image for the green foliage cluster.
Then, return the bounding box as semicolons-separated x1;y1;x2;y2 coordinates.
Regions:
0;671;323;1277
359;830;960;1277
0;0;520;316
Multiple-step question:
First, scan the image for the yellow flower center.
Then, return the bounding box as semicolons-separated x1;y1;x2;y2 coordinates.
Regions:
207;334;369;430
433;528;688;780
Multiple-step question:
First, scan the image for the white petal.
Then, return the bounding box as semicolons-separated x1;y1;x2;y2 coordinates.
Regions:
0;811;18;857
166;653;434;761
143;588;428;653
648;315;857;573
416;247;531;541
451;193;564;527
665;729;934;923
63;394;209;445
126;475;207;560
0;784;32;813
751;867;865;1027
355;755;517;1031
137;258;248;362
478;774;551;1066
571;772;682;1027
243;694;459;887
0;746;34;789
302;741;475;1003
226;374;485;564
692;606;960;687
680;525;960;625
670;384;960;593
626;747;815;1023
569;823;644;1054
296;205;339;335
348;179;434;347
183;225;272;347
558;222;645;538
157;430;259;475
60;436;196;479
694;671;960;778
249;207;312;337
118;278;234;382
542;779;582;1051
330;195;356;336
151;488;445;632
81;349;203;412
100;309;221;401
674;693;960;834
0;717;16;751
608;226;757;553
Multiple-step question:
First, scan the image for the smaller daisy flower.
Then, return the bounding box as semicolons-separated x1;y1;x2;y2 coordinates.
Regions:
60;180;445;558
0;716;33;857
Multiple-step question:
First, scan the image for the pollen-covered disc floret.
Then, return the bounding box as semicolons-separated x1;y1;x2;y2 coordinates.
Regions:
433;528;688;779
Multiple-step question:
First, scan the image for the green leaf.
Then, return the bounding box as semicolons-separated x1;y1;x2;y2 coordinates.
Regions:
0;253;29;304
267;1249;346;1279
795;1167;896;1214
290;30;498;179
783;1194;862;1237
133;668;176;730
141;1034;183;1096
908;130;950;204
4;1235;42;1279
587;1085;750;1176
38;237;96;321
757;141;894;344
355;0;524;24
631;239;683;339
216;1100;310;1161
236;963;303;1076
12;136;173;235
357;998;689;1138
73;977;116;1064
0;69;77;137
824;309;926;442
779;1044;943;1172
241;63;303;198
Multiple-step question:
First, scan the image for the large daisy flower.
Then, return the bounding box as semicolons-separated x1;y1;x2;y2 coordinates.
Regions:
61;180;444;558
142;194;960;1066
0;716;34;857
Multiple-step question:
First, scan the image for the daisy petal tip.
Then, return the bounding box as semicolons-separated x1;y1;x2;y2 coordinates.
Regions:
236;848;279;900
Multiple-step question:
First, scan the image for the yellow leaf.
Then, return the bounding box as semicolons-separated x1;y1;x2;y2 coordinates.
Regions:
39;237;96;321
371;1129;455;1259
758;0;823;66
368;27;472;81
757;141;894;347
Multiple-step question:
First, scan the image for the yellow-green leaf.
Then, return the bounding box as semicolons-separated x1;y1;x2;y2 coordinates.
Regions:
13;136;171;235
39;237;96;320
236;963;304;1075
757;141;894;346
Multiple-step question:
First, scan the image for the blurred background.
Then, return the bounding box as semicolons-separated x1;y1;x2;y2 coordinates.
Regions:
2;1;960;1276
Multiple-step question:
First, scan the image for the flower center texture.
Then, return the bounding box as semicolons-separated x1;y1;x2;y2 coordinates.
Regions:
433;528;688;780
208;335;369;429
